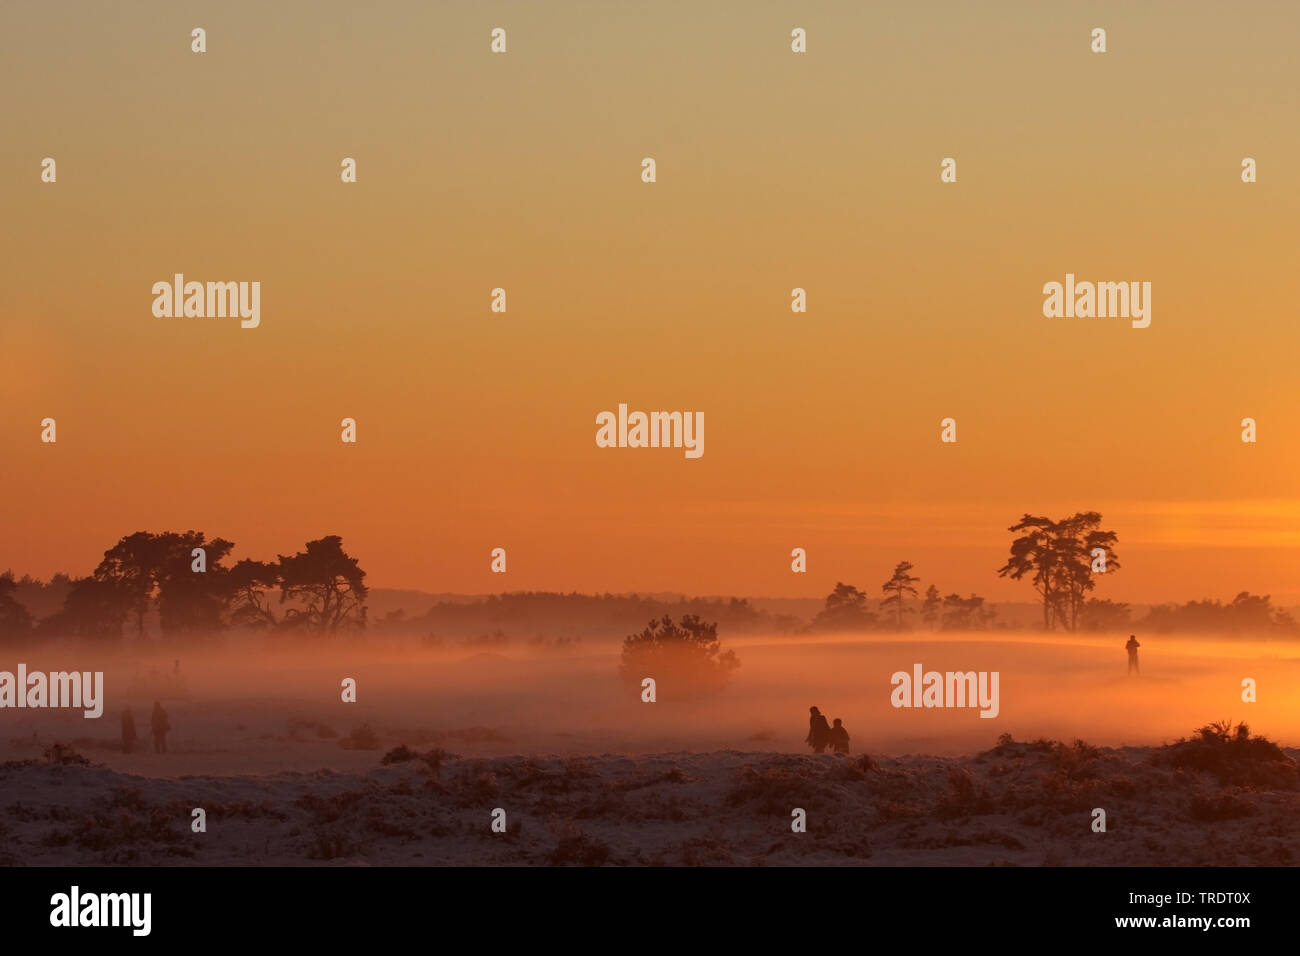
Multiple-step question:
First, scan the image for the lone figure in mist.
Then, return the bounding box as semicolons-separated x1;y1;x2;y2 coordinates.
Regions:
120;706;137;754
806;706;831;753
828;718;850;755
150;701;171;753
1125;634;1141;676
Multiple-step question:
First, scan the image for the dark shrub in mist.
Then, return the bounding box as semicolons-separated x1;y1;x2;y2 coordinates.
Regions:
619;614;739;696
1159;721;1297;789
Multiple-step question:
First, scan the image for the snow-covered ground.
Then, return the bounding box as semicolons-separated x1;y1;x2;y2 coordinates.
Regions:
4;739;1296;866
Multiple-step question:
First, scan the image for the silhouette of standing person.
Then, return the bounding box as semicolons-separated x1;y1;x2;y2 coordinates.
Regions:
806;705;831;753
150;700;170;753
1126;634;1141;676
828;718;850;754
120;707;137;754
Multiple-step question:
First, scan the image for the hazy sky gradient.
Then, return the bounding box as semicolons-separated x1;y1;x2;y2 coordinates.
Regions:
3;1;1298;600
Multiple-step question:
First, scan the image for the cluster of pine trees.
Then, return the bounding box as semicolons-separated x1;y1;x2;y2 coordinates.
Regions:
807;563;997;633
0;531;368;643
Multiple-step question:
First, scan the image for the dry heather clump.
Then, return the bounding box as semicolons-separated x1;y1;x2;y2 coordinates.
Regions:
381;744;420;765
421;748;452;775
1;743;94;771
982;734;1103;777
607;767;691;793
935;767;995;820
511;758;600;795
826;755;871;782
622;791;690;822
193;799;287;821
563;757;597;779
381;744;452;777
447;761;500;806
307;828;360;860
42;787;192;863
1158;721;1297;789
726;764;819;815
294;789;366;823
875;798;926;823
570;789;627;820
1051;740;1105;776
44;742;92;766
982;733;1057;760
1188;789;1256;821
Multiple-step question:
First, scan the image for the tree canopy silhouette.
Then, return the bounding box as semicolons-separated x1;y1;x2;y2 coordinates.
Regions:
808;582;879;632
1080;598;1131;632
619;614;739;696
921;584;942;631
0;573;33;643
1141;592;1297;635
93;531;234;637
276;535;368;634
226;559;283;629
880;561;921;630
997;512;1119;631
940;592;996;630
47;576;130;639
21;530;369;641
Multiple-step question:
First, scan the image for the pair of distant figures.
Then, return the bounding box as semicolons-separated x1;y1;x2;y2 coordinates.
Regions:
807;637;1142;751
805;706;849;754
121;701;170;754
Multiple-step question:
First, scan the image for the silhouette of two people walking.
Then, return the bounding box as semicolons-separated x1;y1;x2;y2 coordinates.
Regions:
1126;634;1141;676
121;702;171;753
806;705;850;754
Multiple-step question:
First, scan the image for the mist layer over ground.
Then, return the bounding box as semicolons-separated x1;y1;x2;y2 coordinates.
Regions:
3;631;1296;775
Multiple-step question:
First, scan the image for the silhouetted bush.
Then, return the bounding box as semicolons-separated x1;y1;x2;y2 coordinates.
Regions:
381;744;420;765
725;765;812;815
43;743;90;766
619;615;739;696
1158;721;1297;788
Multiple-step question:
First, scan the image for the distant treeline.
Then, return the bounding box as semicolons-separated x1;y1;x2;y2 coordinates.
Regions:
2;520;1297;644
378;592;801;642
804;582;1297;635
807;579;999;633
0;531;367;643
801;513;1298;636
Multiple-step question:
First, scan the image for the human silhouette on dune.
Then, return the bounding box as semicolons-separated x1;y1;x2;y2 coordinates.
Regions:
1126;634;1141;676
806;706;831;753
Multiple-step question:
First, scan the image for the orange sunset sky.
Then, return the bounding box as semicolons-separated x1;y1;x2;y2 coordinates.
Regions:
2;1;1298;603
